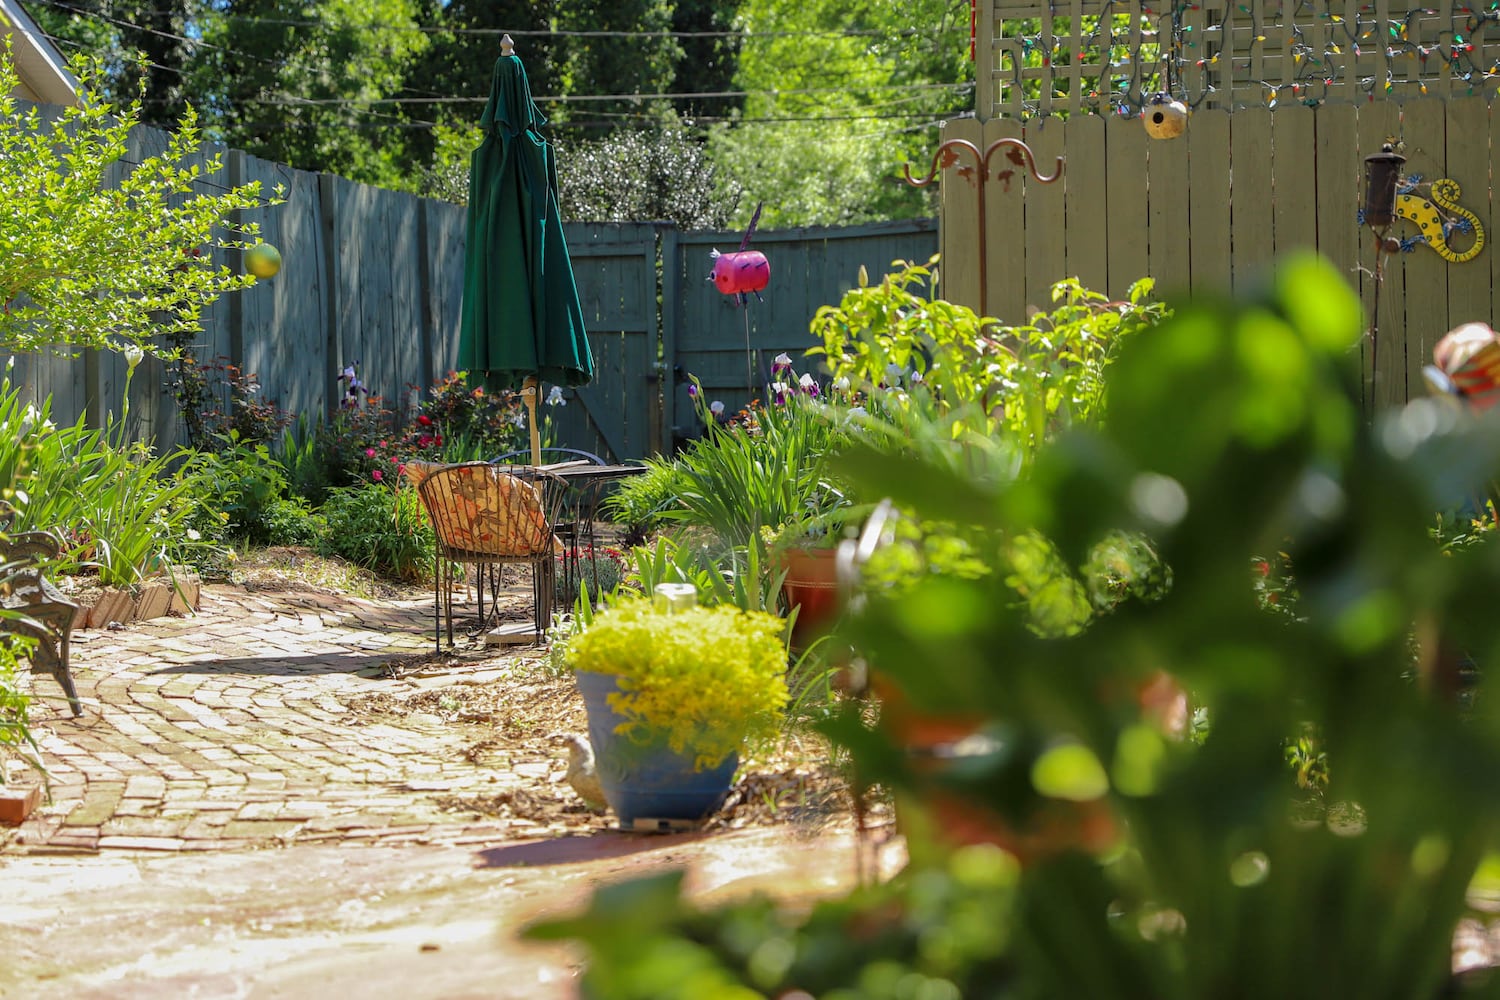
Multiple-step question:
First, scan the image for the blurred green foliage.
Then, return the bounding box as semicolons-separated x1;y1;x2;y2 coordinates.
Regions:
527;253;1500;997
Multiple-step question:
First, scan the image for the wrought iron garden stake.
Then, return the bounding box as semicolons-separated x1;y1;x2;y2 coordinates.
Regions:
1363;143;1406;407
902;137;1063;319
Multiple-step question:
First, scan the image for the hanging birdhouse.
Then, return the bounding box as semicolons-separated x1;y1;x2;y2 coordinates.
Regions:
1142;94;1188;140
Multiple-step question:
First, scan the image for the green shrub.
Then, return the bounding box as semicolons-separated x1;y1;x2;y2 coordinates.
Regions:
556;545;627;606
0;49;278;360
664;384;853;551
599;458;687;538
186;432;291;545
262;497;322;547
315;481;432;581
530;254;1500;998
0;616;42;787
810;258;1167;470
1;391;224;586
286;371;551;502
276;414;331;506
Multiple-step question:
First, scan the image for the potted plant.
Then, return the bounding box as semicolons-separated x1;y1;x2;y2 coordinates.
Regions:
765;505;858;651
564;596;789;828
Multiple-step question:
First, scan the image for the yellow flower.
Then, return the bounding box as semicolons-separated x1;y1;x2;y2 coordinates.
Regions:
566;599;789;770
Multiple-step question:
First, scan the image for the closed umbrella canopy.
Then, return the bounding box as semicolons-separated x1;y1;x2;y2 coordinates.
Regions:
459;36;593;418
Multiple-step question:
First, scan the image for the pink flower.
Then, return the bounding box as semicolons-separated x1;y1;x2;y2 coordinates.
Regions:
418;434;434;448
372;469;383;482
365;447;375;458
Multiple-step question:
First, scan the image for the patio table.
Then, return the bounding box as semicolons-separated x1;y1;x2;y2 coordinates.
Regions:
549;464;647;600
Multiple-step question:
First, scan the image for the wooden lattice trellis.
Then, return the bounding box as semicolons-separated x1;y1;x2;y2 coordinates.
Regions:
977;0;1500;119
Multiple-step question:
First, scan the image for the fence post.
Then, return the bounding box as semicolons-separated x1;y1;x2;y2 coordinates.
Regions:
226;150;246;370
415;199;436;412
659;223;679;456
317;173;342;423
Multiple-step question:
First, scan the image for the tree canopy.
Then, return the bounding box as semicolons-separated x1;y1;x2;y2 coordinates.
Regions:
31;0;973;228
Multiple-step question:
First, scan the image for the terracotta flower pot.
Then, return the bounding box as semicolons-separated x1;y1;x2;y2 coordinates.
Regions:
870;672;1119;866
779;547;842;650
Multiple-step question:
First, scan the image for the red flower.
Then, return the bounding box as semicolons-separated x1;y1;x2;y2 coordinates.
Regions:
418;434;434;448
1253;559;1270;577
417;414;433;426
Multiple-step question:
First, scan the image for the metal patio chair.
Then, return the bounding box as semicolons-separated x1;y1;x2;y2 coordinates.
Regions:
413;462;567;648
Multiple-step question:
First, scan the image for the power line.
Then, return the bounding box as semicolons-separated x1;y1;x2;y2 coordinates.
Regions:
230;111;962;132
244;82;975;107
43;21;443;130
45;31;965;133
40;2;970;108
38;1;972;137
37;3;943;42
41;7;970;128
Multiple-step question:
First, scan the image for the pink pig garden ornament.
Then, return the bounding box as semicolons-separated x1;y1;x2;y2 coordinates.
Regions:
710;249;770;300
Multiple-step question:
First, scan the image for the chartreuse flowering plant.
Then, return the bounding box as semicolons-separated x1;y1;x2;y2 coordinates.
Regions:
564;598;789;770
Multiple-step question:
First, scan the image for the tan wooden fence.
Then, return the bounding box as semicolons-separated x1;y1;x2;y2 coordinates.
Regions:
937;97;1498;408
975;0;1500;120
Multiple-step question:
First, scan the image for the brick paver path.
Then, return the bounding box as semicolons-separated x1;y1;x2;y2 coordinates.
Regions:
3;584;555;854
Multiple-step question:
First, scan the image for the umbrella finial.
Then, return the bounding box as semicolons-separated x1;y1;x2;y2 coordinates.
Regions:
501;34;514;57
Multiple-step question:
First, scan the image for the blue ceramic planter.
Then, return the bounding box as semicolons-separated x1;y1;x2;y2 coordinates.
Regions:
574;670;738;827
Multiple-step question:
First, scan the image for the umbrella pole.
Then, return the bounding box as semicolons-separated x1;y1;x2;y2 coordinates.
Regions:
523;376;541;466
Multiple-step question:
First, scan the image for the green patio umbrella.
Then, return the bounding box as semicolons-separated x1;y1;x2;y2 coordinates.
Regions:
458;34;593;465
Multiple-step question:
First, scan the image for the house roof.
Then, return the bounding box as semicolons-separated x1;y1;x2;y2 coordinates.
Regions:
1;0;80;105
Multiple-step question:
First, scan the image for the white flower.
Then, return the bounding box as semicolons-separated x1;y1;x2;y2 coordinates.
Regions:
124;344;145;372
884;362;905;384
18;403;54;437
773;352;793;369
849;406;868;418
709;400;725;416
833;376;851;392
771;381;789;397
546;385;566;406
910;369;924;384
510;411;526;427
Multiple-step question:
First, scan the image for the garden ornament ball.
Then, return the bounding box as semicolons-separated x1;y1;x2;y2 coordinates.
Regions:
1142;94;1188;140
245;242;282;279
1428;322;1500;411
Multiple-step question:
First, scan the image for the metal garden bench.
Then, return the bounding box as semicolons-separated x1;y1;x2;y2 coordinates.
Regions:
0;509;82;717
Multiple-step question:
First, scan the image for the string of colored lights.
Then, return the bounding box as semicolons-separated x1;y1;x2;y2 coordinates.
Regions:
990;0;1500;119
